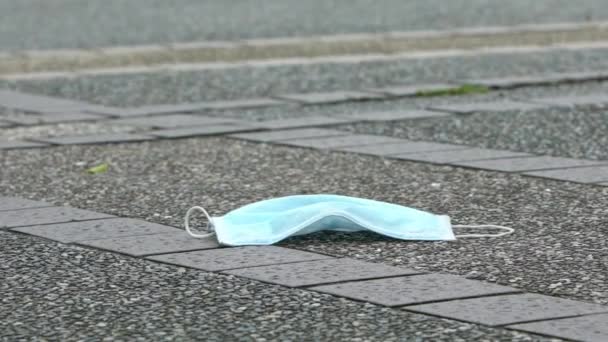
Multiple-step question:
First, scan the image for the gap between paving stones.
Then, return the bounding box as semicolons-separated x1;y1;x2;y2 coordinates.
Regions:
1;196;607;340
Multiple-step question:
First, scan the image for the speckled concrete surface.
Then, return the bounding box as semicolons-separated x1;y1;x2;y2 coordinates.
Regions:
1;138;606;309
4;48;608;105
2;232;550;341
0;0;605;51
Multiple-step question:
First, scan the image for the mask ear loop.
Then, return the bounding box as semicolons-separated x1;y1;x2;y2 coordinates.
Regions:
453;224;514;238
185;206;216;238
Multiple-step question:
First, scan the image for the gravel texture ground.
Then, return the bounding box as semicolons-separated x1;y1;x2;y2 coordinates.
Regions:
4;48;608;105
2;232;551;341
0;0;605;51
1;138;607;309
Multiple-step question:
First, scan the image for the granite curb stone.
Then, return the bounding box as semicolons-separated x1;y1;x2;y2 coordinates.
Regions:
0;206;113;229
147;246;333;271
309;274;520;307
224;258;423;288
406;293;608;326
12;218;177;243
508;313;608;342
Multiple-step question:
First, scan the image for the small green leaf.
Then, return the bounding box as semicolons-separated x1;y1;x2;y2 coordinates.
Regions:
86;163;109;174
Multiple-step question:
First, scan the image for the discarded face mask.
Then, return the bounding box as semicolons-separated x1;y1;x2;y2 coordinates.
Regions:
184;194;514;246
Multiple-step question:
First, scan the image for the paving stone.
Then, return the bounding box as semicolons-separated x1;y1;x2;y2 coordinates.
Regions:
2;112;106;125
0;140;49;150
406;293;608;326
0;120;14;127
309;274;520;307
147;246;332;271
523;166;608;184
77;232;220;256
230;128;348;142
459;75;565;89
149;123;260;138
509;313;608;342
529;94;608;108
428;101;552;114
83;104;135;117
280;134;404;149
32;133;156;145
0;206;113;229
0;89;88;113
366;83;456;97
199;98;289;110
598;182;608;186
452;156;608;172
257;116;355;129
274;91;383;105
224;258;422;288
0;196;51;212
334;110;449;121
336;141;468;156
111;103;216;117
12;218;177;243
393;148;532;164
110;114;238;128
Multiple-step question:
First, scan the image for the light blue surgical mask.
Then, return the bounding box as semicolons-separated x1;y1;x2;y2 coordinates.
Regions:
184;194;513;246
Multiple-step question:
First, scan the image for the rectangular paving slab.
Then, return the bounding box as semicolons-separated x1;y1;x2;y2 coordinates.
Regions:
33;133;156;145
12;218;177;243
334;110;449;121
0;206;113;229
224;258;422;288
0;196;51;211
149;123;260;138
256;116;355;129
452;156;607;172
366;83;455;97
77;231;219;257
309;274;520;307
336;141;468;156
523;166;608;184
0;90;89;113
529;94;608;108
274;91;383;105
459;75;565;89
2;112;106;125
393;148;532;164
230;128;348;142
147;246;332;271
405;293;608;326
198;98;289;110
508;313;608;342
280;134;404;149
0;140;49;150
110;114;238;128
428;101;552;114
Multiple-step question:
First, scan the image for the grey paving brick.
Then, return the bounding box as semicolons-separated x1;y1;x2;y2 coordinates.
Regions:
13;218;176;243
147;246;332;271
523;166;608;184
149;123;260;138
366;83;455;97
459;75;565;89
529;94;608;108
2;112;106;125
0;140;49;150
336;141;467;156
0;206;113;229
393;148;532;164
257;116;355;129
280;134;404;149
78;232;220;256
0;90;88;113
429;101;552;114
309;274;519;307
110;114;237;128
230;128;348;142
334;110;449;122
453;156;608;172
405;293;608;326
111;103;215;117
83;104;135;117
32;133;156;145
199;98;289;110
509;313;608;342
0;196;51;212
274;91;383;105
224;258;422;288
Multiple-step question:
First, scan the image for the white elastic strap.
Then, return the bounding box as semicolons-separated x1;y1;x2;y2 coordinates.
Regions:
453;224;514;238
185;206;216;238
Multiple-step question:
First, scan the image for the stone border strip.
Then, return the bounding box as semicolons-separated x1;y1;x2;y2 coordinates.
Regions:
2;195;607;341
3;21;608;75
